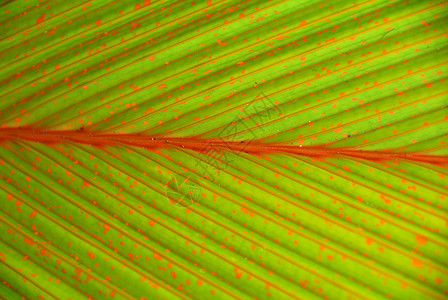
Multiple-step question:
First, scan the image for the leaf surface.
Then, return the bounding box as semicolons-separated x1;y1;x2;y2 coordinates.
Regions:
1;0;447;299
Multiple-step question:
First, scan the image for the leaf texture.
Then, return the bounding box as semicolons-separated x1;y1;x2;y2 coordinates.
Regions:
0;0;447;299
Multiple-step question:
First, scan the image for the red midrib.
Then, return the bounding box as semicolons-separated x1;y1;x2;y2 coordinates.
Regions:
1;127;447;165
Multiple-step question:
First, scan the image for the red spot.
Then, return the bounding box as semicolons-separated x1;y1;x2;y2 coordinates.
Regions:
300;56;306;61
412;258;423;268
143;0;151;5
426;83;432;88
148;220;155;226
95;19;101;26
416;235;427;245
158;84;166;89
234;267;243;279
135;3;141;10
240;207;248;214
300;20;307;26
24;237;34;245
15;200;21;207
171;271;176;278
54;64;60;70
83;85;88;89
87;251;95;259
103;224;110;232
29;211;37;218
148;56;155;60
153;252;162;260
36;14;46;24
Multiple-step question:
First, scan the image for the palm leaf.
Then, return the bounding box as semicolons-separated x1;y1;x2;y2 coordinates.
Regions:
1;0;447;299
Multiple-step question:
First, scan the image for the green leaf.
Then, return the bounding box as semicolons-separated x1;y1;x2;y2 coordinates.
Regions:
1;0;447;299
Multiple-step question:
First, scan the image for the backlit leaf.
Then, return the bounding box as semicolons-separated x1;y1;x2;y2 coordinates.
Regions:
1;0;447;299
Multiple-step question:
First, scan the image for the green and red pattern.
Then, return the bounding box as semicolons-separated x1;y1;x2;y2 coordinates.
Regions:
1;0;447;299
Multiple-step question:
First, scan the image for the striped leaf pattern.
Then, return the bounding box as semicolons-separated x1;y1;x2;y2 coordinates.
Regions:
1;0;447;299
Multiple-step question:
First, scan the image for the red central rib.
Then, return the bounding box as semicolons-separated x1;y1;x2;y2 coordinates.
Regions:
1;127;446;165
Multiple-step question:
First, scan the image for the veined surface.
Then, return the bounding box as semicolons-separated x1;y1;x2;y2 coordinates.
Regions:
0;0;447;299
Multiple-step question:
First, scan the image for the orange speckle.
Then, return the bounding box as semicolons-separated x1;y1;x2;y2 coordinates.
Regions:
171;271;176;278
135;3;141;10
36;14;46;24
234;267;242;279
29;211;37;218
416;235;427;245
240;207;248;214
426;83;432;88
300;20;307;26
24;237;34;245
435;278;442;284
95;19;101;26
412;258;423;268
158;84;166;89
54;64;60;70
148;56;155;60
